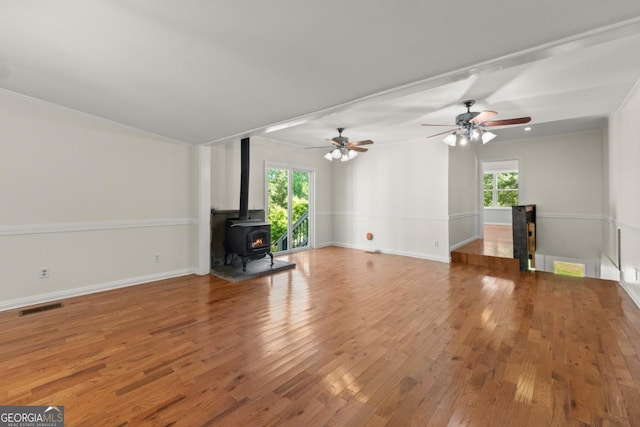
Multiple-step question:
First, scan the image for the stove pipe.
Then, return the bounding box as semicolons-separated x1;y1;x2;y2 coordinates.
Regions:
239;137;250;220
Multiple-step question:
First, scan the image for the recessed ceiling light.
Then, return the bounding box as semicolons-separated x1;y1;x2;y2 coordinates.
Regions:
524;127;532;131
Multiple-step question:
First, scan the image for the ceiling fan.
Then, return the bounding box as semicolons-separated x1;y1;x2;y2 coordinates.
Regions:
422;100;531;146
307;128;374;162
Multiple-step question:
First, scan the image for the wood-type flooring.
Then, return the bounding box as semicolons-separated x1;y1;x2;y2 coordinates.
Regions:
1;246;640;426
451;225;519;273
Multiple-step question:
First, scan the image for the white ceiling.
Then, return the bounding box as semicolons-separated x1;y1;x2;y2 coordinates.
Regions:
1;1;640;146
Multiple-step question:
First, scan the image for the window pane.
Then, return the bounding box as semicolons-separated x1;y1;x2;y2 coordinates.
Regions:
484;190;493;207
483;173;493;190
291;170;310;249
268;168;289;252
497;190;519;207
497;172;518;189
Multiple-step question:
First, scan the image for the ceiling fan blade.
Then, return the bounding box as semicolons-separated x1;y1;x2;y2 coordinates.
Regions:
350;146;368;152
426;128;457;138
348;140;374;147
481;117;531;127
470;110;497;124
421;123;454;127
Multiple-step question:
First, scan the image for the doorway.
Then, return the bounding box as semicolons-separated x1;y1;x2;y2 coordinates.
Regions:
266;166;312;254
481;159;519;248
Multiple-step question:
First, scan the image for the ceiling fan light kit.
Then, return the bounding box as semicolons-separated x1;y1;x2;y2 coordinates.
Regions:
481;131;497;144
423;100;530;146
443;128;497;147
312;127;373;162
443;133;457;146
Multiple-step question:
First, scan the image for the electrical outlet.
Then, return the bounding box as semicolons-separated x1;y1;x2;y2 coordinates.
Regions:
40;267;49;279
433;240;439;248
635;268;639;281
154;253;160;263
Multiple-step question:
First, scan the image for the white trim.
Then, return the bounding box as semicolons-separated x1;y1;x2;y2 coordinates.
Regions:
265;162;316;253
331;242;450;263
449;212;478;221
0;218;196;236
600;252;621;279
314;241;334;249
318;211;613;223
0;269;195;313
536;213;603;221
450;236;481;251
484;222;511;226
263;160;318;175
332;211;449;222
616;220;640;234
195;146;212;275
619;280;640;310
602;216;640;233
482;160;519;173
616;68;640;113
482;168;519;209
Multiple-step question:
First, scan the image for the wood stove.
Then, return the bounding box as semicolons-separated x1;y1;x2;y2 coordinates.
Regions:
223;138;274;272
224;219;273;271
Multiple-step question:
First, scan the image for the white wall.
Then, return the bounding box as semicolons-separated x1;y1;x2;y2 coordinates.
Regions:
483;209;512;225
210;136;334;247
448;144;479;249
608;82;640;304
0;90;195;310
478;131;604;263
332;139;450;261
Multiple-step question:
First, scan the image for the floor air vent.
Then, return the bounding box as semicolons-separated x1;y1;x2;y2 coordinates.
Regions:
19;302;63;316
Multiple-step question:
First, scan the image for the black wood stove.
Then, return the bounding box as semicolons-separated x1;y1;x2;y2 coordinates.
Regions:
224;138;274;271
224;218;273;271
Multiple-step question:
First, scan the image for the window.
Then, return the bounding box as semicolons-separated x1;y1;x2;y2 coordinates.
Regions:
267;166;312;253
554;260;585;277
484;171;519;207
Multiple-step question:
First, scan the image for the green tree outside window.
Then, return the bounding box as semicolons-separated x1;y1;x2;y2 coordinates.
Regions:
484;171;518;207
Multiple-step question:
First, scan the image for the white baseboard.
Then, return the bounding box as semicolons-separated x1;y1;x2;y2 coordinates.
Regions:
314;241;335;249
330;242;450;263
619;280;640;310
450;236;480;251
0;269;195;313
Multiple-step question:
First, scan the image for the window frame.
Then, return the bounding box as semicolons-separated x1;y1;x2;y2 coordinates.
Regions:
483;170;519;208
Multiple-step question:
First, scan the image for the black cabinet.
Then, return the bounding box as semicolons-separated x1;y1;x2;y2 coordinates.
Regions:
512;205;536;271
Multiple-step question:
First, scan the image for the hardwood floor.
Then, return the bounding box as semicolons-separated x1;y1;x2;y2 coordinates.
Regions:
484;224;514;243
451;225;518;272
2;246;640;426
483;224;514;257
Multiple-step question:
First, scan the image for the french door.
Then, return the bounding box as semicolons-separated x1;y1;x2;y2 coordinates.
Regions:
266;166;312;254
